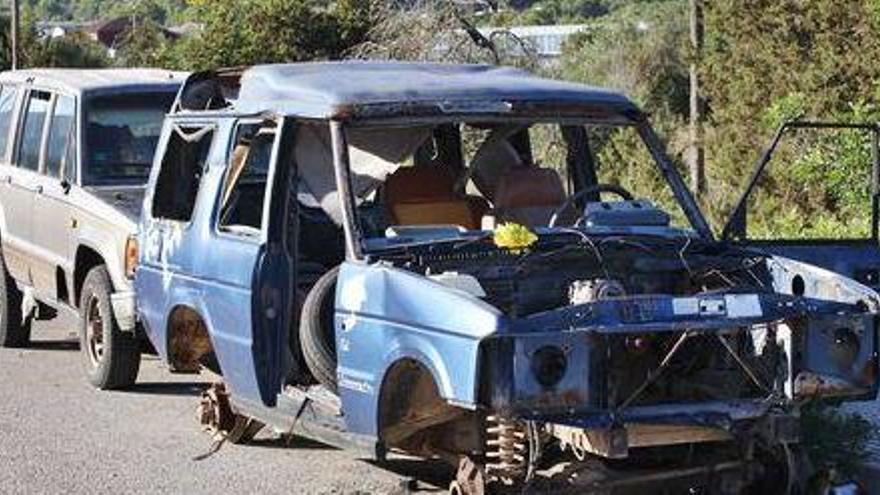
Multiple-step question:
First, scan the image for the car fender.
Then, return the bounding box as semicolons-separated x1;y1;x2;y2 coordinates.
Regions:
74;234;128;292
336;263;503;436
768;255;880;310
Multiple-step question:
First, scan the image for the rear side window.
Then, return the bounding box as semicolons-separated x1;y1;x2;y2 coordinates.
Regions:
18;90;51;171
151;126;214;222
0;86;17;160
46;95;76;179
218;122;277;235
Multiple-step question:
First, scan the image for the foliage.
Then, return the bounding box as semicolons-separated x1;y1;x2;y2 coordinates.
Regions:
512;0;609;25
149;0;381;71
561;1;688;120
801;404;875;477
483;0;673;26
113;20;171;68
14;6;108;69
701;0;880;234
24;0;187;24
557;1;690;223
10;0;880;243
350;1;538;70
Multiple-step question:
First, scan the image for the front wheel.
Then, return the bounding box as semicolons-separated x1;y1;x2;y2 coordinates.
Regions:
79;266;140;390
0;252;30;348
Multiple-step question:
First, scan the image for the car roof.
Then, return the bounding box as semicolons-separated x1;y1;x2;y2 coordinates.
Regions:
0;68;186;96
177;61;641;121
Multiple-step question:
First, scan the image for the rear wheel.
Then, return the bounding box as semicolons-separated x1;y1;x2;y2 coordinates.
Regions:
79;265;140;390
0;252;30;348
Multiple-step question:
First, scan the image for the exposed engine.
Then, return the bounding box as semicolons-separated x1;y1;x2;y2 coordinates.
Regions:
379;231;876;415
389;233;770;318
569;278;626;305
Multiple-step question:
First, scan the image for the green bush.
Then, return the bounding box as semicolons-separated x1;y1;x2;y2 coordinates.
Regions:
801;404;875;477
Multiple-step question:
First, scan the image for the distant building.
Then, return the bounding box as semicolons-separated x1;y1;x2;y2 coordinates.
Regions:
36;17;188;59
35;21;92;39
479;24;589;60
91;17;181;51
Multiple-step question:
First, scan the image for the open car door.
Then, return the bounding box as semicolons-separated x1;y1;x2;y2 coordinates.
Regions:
722;121;880;289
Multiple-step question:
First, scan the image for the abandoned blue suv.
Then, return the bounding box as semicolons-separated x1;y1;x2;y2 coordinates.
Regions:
135;62;880;494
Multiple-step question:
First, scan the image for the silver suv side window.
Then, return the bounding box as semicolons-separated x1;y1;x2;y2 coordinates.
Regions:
0;86;17;160
151;126;214;222
18;90;51;172
46;95;75;179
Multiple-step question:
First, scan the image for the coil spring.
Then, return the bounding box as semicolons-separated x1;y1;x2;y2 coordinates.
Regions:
484;415;528;482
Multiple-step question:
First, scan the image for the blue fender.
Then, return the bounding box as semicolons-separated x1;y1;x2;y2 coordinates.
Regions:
334;262;503;437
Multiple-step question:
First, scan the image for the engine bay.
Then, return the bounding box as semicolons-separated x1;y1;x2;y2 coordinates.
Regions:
371;229;876;414
382;232;771;318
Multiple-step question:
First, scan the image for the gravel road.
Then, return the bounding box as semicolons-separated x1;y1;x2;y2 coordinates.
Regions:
0;314;447;495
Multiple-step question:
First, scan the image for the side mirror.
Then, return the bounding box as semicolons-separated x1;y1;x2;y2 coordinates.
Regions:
60;179;72;194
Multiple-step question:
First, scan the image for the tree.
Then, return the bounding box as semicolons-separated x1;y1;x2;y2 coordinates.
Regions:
7;7;108;69
350;1;538;69
156;0;381;71
700;0;880;232
114;20;171;68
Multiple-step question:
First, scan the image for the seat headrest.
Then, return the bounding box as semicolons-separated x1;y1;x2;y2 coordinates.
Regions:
385;165;456;204
495;167;566;209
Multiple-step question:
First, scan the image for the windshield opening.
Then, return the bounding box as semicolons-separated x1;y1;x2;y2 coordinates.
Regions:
295;119;695;251
83;91;177;186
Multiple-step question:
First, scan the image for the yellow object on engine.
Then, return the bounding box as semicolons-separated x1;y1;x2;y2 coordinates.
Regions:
493;223;538;254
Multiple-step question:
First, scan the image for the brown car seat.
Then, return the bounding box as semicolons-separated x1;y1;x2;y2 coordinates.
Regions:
384;165;484;229
493;167;569;227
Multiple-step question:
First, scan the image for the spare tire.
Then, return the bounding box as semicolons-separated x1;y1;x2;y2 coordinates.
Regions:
300;266;339;393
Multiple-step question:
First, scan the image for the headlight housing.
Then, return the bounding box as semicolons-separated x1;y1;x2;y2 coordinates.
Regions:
531;345;568;388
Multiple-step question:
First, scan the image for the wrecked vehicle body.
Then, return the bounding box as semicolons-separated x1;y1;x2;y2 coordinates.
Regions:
136;63;878;493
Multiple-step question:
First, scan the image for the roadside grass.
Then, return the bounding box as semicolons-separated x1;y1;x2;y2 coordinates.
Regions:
802;404;875;478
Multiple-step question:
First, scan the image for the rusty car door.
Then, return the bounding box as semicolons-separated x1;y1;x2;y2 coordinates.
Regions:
248;118;298;405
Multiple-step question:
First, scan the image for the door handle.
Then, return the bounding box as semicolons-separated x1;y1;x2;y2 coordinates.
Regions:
34;185;43;194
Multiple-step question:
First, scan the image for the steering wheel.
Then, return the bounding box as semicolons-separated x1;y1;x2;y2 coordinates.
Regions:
548;183;635;228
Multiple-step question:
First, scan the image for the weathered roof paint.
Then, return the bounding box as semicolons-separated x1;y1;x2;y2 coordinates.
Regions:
185;61;641;120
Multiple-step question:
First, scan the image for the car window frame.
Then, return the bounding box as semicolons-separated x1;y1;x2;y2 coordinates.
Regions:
722;121;880;244
15;88;54;174
0;84;21;166
44;92;78;181
148;119;218;229
213;117;281;244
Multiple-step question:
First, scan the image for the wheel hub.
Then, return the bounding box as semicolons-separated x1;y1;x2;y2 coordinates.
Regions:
85;295;104;368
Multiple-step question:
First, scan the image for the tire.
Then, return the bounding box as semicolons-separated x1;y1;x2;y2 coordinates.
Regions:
0;252;30;348
79;265;141;390
299;266;339;393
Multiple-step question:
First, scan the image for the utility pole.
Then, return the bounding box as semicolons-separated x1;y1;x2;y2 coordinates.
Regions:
688;0;705;197
10;0;19;70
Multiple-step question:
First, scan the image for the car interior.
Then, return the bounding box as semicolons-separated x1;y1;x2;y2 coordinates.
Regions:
213;119;683;271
